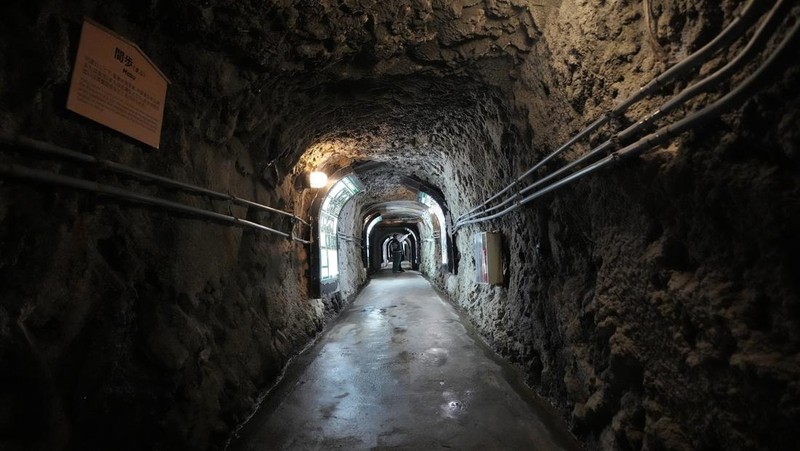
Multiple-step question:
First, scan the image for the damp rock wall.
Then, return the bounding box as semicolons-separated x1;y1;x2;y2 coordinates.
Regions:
417;209;443;281
0;1;327;449
335;194;368;303
0;0;798;450
441;1;800;450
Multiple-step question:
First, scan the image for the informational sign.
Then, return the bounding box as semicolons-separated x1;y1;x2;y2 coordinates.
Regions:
67;19;169;148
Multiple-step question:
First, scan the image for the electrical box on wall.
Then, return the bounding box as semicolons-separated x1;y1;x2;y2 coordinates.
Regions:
474;232;503;285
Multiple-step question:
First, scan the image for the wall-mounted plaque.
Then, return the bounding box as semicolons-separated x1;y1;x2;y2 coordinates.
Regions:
67;19;169;148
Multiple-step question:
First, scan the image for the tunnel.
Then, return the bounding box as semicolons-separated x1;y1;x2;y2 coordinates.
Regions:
0;0;798;449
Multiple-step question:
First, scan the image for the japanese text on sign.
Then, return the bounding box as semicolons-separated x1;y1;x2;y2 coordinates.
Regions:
67;19;169;148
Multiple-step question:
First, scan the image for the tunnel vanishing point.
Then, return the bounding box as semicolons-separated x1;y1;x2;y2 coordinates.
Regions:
1;0;799;450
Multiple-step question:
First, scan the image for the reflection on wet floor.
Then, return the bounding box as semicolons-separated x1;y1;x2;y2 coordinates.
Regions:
231;270;579;450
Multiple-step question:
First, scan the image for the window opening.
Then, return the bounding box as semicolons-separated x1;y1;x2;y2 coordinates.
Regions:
418;192;448;265
365;215;382;265
320;175;362;280
382;235;393;265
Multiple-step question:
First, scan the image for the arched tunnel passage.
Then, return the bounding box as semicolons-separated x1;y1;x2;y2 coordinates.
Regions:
1;1;799;450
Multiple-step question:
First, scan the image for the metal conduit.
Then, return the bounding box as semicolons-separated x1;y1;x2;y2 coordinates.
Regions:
618;13;800;161
460;0;789;225
337;234;364;248
0;162;313;244
465;142;613;221
457;0;766;223
620;0;787;140
337;233;363;242
455;10;798;229
0;134;310;226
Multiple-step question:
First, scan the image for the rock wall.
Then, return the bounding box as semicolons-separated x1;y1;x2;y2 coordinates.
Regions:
418;209;442;281
441;1;800;450
335;194;368;302
0;1;326;449
1;0;798;450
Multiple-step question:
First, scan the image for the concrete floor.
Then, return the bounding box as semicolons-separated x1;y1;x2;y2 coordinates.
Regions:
230;271;580;450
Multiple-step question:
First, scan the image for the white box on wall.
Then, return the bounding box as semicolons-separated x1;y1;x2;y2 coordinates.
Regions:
474;232;503;285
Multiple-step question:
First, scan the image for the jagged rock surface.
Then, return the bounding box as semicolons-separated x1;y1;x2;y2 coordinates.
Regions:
1;0;798;450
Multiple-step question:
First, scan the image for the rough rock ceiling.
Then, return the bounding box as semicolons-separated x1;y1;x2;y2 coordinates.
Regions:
154;0;540;211
294;76;509;206
168;0;540;80
362;199;431;221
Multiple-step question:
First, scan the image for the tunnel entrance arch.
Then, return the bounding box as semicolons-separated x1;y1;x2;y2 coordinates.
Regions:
364;214;382;268
380;230;417;264
398;176;454;273
360;189;450;275
401;227;419;270
373;226;419;271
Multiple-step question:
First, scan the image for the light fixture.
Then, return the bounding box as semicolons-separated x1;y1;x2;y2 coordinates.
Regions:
309;171;328;188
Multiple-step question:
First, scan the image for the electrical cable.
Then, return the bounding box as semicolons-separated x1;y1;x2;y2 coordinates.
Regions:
0;134;310;226
455;8;798;229
457;0;768;224
458;0;788;227
0;162;313;244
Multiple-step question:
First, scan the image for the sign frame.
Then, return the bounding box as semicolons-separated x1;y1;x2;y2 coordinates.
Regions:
66;18;170;148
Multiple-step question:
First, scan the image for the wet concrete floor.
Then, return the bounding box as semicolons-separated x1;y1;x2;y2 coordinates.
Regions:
230;270;580;450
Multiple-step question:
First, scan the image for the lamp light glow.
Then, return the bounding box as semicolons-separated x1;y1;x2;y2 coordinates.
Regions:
309;171;328;188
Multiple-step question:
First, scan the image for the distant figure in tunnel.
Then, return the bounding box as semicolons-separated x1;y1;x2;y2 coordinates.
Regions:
389;234;404;273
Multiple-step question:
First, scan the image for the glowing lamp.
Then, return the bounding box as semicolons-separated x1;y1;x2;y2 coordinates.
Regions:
309;171;328;188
